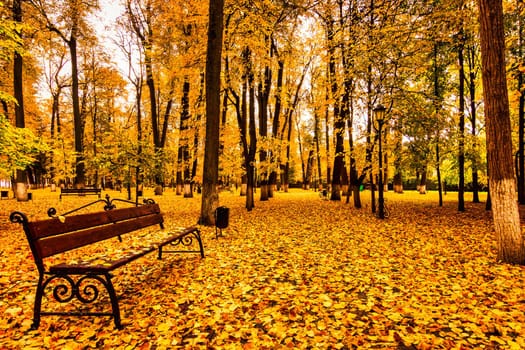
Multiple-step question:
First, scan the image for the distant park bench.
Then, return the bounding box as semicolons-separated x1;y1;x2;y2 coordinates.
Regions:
59;187;101;200
9;195;204;329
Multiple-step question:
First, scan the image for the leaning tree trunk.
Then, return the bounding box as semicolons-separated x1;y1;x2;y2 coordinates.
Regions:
478;0;525;264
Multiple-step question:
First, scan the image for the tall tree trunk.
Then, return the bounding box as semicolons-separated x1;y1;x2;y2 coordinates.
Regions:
458;22;466;212
258;39;272;201
381;125;388;193
324;79;331;190
519;78;525;203
89;52;99;188
305;150;314;189
297;121;306;186
13;0;28;201
436;143;443;206
431;40;443;201
246;67;257;209
49;90;61;183
70;31;85;187
30;1;90;187
327;18;343;201
232;48;257;210
393;127;403;193
135;78;143;204
314;109;322;190
178;78;193;198
518;1;525;205
145;55;159;151
467;43;480;203
192;74;205;194
281;60;309;193
13;0;24;125
200;0;224;225
176;149;183;195
269;58;284;196
126;0;165;188
348;131;362;208
348;100;362;208
283;109;293;192
366;80;375;213
92;89;98;188
228;46;255;208
478;0;525;264
366;0;376;214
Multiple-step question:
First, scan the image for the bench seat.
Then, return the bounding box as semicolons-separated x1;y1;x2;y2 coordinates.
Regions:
49;246;156;273
48;225;200;274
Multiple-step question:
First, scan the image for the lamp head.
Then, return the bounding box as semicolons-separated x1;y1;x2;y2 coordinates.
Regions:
373;104;386;123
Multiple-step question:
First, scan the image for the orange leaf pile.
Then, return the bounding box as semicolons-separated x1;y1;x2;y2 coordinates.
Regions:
0;189;524;349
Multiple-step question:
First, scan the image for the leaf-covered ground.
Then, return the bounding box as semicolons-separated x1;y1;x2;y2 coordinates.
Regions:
1;189;524;349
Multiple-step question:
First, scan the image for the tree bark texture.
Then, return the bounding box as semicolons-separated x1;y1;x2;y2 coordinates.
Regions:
478;0;525;264
200;0;224;225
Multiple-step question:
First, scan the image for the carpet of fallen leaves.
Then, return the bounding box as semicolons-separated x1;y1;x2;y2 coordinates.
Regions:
1;188;525;349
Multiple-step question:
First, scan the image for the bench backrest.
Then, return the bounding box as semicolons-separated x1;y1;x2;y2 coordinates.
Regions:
15;204;163;270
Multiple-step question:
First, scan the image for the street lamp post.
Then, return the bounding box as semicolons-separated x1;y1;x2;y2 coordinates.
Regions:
374;104;386;219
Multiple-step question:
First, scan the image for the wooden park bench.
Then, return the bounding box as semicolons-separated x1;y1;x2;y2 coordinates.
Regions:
59;187;101;200
9;196;204;329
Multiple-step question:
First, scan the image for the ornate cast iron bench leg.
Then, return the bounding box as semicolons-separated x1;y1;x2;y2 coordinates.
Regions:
104;273;122;329
157;229;204;260
33;272;122;329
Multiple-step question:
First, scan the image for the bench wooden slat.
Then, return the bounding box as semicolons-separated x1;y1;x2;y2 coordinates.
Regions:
37;213;163;258
28;204;162;239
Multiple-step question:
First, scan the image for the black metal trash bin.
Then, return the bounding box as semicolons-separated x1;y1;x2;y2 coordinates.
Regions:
215;206;229;238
